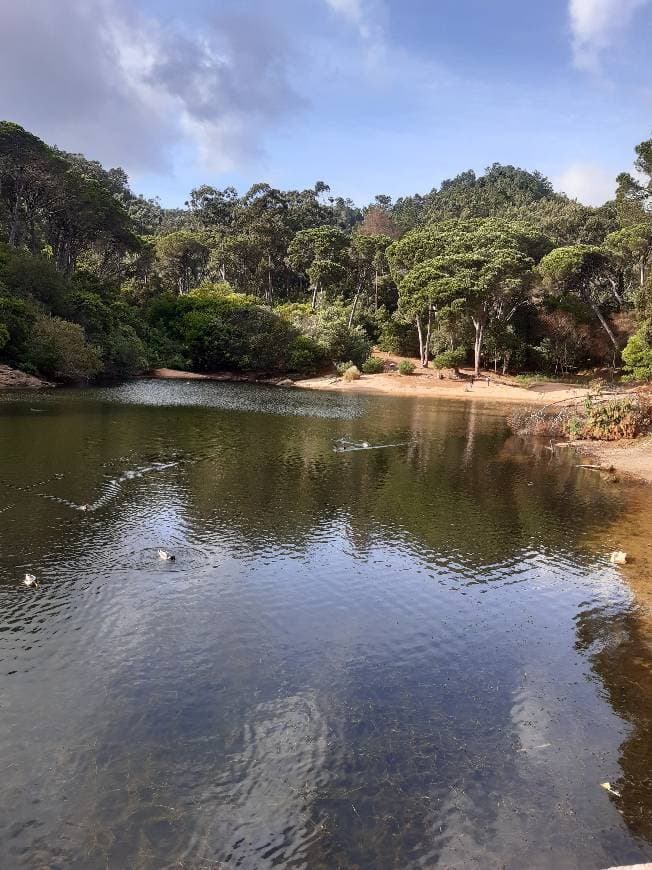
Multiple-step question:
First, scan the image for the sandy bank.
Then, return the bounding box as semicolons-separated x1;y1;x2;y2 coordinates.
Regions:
297;369;591;406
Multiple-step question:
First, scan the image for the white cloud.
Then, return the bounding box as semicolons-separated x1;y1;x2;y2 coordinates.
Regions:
0;0;303;176
568;0;649;72
554;162;616;205
324;0;385;58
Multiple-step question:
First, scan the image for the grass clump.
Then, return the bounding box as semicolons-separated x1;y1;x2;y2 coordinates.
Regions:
342;365;361;382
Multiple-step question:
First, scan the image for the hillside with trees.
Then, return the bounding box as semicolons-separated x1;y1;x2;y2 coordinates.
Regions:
1;120;652;383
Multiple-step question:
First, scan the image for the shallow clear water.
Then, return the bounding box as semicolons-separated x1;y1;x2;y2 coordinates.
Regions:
1;380;652;869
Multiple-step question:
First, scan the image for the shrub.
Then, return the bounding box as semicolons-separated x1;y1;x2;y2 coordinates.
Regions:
335;360;355;376
361;356;385;374
622;331;652;381
509;393;652;441
26;315;101;381
342;365;361;382
286;335;325;374
102;324;148;377
0;295;37;364
579;396;649;441
433;346;466;372
399;360;415;375
377;316;419;356
180;295;298;372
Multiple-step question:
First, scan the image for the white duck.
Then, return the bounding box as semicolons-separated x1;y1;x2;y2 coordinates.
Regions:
23;574;39;588
158;550;176;562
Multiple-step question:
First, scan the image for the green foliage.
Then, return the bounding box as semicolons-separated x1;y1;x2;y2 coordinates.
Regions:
399;360;415;375
361;356;385;374
286;334;325;374
536;310;588;374
5;121;652;383
433;347;466;370
102;324;148;377
26;315;101;381
0;295;37;364
622;331;652;381
377;315;419;356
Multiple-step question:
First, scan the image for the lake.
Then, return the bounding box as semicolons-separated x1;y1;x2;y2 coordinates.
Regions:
1;380;652;869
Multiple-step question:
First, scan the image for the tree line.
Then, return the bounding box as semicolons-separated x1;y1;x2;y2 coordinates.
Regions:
1;120;652;382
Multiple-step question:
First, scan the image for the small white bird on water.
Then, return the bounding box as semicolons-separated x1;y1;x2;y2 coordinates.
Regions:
23;574;39;588
158;550;175;561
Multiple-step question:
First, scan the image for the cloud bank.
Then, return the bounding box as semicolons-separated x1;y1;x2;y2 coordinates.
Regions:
0;0;303;174
554;162;616;205
568;0;649;72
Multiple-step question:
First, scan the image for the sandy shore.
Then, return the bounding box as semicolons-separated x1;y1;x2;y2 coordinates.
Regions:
297;368;592;406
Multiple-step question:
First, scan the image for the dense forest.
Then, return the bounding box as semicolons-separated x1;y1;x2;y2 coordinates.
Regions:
1;120;652;382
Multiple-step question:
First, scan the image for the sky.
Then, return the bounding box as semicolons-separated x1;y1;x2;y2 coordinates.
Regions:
0;0;650;208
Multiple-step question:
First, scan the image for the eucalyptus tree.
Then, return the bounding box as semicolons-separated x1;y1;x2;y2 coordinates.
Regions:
348;233;394;325
286;226;351;310
155;231;210;295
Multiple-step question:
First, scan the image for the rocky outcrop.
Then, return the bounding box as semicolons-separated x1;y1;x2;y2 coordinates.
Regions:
0;365;55;389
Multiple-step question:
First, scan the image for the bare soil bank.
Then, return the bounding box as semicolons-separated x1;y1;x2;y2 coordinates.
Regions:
0;365;54;389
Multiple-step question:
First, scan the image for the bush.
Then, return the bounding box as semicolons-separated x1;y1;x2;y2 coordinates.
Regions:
102;324;148;377
335;360;355;376
0;295;37;364
579;396;649;440
286;334;325;374
433;346;466;372
399;360;415;375
180;295;298;372
377;316;419;356
361;355;385;374
510;393;651;441
342;365;361;382
622;331;652;381
26;315;101;381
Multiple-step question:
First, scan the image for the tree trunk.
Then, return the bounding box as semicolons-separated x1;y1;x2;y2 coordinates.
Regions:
311;283;319;311
374;269;378;311
472;317;484;376
415;315;425;367
423;305;432;368
588;299;619;350
348;291;360;328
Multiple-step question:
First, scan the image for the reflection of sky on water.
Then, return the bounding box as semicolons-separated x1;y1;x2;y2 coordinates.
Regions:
1;382;652;868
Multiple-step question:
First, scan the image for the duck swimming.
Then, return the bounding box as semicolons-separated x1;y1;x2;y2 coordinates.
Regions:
158;550;176;561
23;574;39;588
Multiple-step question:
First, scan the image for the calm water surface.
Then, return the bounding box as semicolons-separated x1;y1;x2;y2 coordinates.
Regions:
1;380;652;869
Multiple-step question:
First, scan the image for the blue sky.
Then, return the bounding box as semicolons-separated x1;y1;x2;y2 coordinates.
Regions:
1;0;651;207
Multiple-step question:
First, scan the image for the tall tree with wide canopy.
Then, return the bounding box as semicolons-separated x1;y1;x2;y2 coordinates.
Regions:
388;219;544;372
538;245;620;351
